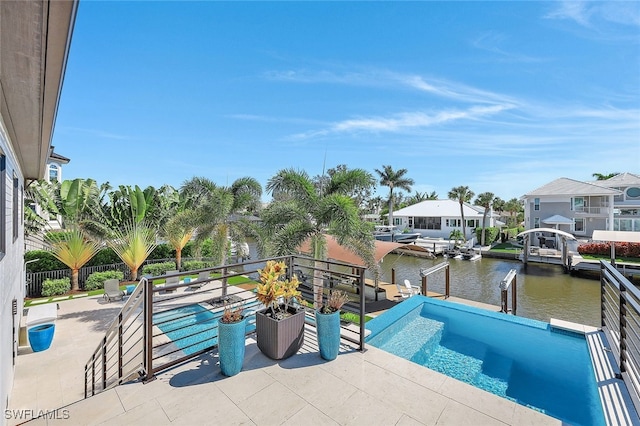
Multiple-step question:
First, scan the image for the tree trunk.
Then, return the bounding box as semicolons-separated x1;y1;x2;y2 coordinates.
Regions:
481;211;487;246
131;266;138;281
176;248;182;270
71;269;79;292
460;202;467;242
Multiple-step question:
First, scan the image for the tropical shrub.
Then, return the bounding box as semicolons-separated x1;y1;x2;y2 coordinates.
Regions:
182;260;216;271
148;243;174;260
141;261;177;277
41;277;71;297
86;248;121;267
578;242;640;258
85;270;124;291
25;250;66;272
475;227;500;244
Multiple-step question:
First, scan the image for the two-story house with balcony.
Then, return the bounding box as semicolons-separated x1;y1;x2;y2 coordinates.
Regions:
521;173;640;244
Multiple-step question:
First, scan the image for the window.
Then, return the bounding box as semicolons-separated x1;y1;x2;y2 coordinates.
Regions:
534;217;540;228
627;187;640;199
408;217;413;228
48;164;59;183
446;219;461;227
574;218;585;233
534;198;540;211
393;217;402;226
467;219;477;228
414;217;441;230
0;154;5;256
572;197;584;212
13;175;18;241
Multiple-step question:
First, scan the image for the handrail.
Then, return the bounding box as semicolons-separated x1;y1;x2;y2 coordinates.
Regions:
499;269;517;315
601;260;640;413
419;261;450;297
84;255;368;398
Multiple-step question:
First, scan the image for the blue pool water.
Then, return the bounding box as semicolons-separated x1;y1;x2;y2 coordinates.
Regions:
154;302;257;356
366;296;605;426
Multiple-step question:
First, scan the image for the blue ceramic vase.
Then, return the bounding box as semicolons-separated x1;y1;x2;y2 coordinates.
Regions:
315;310;340;361
28;324;55;352
218;317;247;376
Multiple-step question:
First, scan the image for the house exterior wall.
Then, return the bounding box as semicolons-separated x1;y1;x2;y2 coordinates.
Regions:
0;116;25;417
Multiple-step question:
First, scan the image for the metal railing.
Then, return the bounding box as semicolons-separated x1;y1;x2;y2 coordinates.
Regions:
84;255;367;398
499;269;517;315
601;260;640;411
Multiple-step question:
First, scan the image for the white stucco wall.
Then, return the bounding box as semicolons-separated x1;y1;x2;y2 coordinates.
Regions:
0;115;25;417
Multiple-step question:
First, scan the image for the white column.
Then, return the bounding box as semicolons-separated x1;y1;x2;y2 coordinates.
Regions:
608;194;615;231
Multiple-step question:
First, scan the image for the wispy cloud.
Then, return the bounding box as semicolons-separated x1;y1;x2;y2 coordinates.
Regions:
291;104;513;139
545;1;640;29
225;114;323;126
471;31;549;63
60;126;131;140
265;68;517;105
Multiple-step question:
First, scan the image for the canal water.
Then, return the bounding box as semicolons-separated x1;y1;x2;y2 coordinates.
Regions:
244;243;601;327
374;253;601;327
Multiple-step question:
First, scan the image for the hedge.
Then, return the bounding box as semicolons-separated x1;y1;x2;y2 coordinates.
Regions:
475;227;500;244
42;277;71;297
578;242;640;258
25;250;66;273
182;260;217;272
142;261;177;277
85;270;124;291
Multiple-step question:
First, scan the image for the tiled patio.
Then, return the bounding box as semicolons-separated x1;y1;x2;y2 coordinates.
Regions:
9;293;561;425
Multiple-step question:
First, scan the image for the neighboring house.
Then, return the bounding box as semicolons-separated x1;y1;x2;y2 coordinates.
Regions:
392;199;500;240
521;173;640;243
0;1;77;422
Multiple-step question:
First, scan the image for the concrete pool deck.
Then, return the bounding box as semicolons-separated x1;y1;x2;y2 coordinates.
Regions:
9;291;564;425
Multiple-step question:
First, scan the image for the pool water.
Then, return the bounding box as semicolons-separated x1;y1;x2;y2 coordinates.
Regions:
366;296;605;426
154;302;258;356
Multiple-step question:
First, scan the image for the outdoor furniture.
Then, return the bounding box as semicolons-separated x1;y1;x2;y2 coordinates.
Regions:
396;279;420;298
188;271;210;290
163;271;179;293
103;279;125;302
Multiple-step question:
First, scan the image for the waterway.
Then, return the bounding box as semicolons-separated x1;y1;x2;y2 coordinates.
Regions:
375;253;601;327
243;243;601;327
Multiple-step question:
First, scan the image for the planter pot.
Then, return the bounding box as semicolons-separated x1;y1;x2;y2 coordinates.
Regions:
28;324;55;352
315;310;341;361
218;317;247;376
256;306;305;360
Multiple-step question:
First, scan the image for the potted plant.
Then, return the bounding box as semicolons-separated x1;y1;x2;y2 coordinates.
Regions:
316;290;350;361
255;260;304;360
217;302;246;376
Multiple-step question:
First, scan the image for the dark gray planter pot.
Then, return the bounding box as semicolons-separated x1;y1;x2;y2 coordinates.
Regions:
256;306;305;360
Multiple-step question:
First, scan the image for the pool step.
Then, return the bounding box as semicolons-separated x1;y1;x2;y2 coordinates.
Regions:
372;316;444;361
426;345;484;383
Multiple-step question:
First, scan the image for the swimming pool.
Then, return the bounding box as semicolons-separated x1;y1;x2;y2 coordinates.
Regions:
366;296;605;426
154;302;258;356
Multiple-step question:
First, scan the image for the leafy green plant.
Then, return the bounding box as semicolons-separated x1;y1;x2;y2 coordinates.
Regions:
47;229;101;291
182;260;216;272
25;250;66;272
86;248;121;267
256;260;301;318
141;261;177;277
85;270;124;291
42;277;71;297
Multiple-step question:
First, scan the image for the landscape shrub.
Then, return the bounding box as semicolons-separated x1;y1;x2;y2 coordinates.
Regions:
86;248;121;267
578;242;640;258
85;270;124;291
475;227;500;244
182;260;216;272
24;250;66;273
149;243;174;260
142;261;177;277
41;277;71;297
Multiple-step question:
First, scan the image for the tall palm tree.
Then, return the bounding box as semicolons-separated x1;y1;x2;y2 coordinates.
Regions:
474;192;495;246
262;168;377;308
47;228;101;291
504;198;523;227
163;210;197;270
374;165;414;229
448;186;475;242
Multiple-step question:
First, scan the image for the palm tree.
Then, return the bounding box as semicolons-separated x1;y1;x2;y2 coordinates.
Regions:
474;192;495;246
504;198;523;227
108;221;157;281
448;186;475;242
262;168;377;308
47;228;101;291
374;165;414;229
181;176;262;266
592;172;618;181
163;210;197;270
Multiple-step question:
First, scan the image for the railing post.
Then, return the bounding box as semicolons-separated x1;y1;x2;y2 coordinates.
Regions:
359;267;366;352
118;312;123;381
512;275;517;316
91;354;96;396
101;336;107;391
601;262;606;328
620;279;627;375
143;277;155;382
222;267;228;298
391;268;396;286
445;265;450;298
421;275;427;296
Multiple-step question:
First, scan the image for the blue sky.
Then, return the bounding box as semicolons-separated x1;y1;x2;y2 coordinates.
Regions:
53;1;640;203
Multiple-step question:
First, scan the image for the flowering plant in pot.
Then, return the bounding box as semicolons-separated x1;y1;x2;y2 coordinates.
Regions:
217;302;246;376
316;290;350;361
255;260;305;359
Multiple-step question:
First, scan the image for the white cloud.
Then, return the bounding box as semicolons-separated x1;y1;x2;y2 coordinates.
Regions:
545;1;640;28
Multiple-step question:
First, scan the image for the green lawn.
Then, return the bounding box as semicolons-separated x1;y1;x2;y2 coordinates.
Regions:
489;243;522;253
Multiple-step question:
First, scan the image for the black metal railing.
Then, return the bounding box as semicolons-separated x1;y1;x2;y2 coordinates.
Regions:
601;260;640;411
84;255;368;398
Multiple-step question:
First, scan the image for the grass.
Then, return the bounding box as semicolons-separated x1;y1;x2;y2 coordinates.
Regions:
579;254;640;265
489;242;522;253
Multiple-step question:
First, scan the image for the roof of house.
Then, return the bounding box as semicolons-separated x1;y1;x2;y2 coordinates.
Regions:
522;177;621;197
590;172;640;187
393;199;485;218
